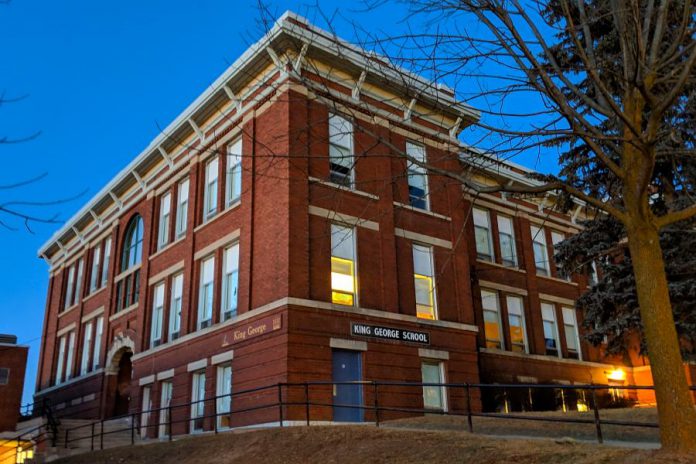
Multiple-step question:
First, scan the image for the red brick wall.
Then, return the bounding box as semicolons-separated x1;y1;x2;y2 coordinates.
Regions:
0;344;28;431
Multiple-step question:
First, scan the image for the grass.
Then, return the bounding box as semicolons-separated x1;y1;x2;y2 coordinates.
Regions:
54;425;695;464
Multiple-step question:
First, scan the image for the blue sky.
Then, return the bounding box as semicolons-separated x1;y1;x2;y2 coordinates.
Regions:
0;0;554;406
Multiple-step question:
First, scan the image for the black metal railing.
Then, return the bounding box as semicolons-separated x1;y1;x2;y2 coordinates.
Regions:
14;381;696;462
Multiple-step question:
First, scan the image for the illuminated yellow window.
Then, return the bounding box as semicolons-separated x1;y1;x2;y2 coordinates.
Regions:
482;289;503;349
506;295;527;353
331;225;356;306
413;244;437;320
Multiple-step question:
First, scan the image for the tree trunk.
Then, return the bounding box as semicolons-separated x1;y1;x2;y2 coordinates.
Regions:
626;223;696;451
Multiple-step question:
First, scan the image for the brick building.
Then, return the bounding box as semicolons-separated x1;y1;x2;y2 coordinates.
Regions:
0;335;29;432
34;12;650;431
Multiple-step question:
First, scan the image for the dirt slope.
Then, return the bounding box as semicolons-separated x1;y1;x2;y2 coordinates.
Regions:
54;426;695;464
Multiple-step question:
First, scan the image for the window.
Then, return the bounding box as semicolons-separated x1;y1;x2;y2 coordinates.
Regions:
176;179;189;238
497;215;517;266
473;208;494;261
92;317;103;370
159;381;173;438
562;307;581;360
157;193;172;250
55;336;66;385
531;226;550;276
226;139;242;205
141;386;152;437
0;368;8;385
330;225;357;306
541;302;560;356
551;231;570;280
169;274;183;341
406;141;429;210
421;361;446;411
117;216;143;311
328;114;353;187
481;290;503;349
198;256;215;329
80;321;93;375
151;283;165;348
506;296;527;353
122;216;144;271
101;238;111;287
74;259;84;304
191;371;206;432
216;365;232;430
65;331;76;381
204;158;219;221
588;261;598;286
89;245;101;293
63;264;76;310
222;244;239;322
413;244;437;320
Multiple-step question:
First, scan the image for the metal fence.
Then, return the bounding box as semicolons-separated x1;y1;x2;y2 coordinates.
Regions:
7;381;696;463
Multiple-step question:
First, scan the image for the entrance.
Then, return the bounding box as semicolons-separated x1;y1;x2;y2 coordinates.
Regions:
332;349;363;422
112;351;132;417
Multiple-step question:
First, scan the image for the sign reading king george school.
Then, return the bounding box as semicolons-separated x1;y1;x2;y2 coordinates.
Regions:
351;322;430;345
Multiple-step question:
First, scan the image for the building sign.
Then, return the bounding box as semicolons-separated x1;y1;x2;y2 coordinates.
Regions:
232;314;282;343
351;322;430;345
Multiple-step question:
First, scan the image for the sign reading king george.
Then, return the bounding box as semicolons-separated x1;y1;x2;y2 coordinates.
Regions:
232;314;282;343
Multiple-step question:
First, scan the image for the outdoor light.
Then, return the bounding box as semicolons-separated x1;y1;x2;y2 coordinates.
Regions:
607;368;626;382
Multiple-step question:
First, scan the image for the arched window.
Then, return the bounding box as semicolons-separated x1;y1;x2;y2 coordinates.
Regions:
121;215;144;272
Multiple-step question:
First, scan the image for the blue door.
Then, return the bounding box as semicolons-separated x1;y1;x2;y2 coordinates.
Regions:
332;349;363;422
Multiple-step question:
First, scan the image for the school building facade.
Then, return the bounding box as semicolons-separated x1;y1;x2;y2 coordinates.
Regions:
33;12;650;432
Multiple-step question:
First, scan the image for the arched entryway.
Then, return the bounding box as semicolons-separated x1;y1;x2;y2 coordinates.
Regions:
103;335;135;418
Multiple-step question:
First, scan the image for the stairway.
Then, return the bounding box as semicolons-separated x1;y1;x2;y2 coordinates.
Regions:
40;417;141;462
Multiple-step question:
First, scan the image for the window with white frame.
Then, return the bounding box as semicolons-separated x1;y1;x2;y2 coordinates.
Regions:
413;244;437;320
141;386;152;437
151;283;165;347
101;238;111;287
191;371;206;432
89;244;101;293
551;230;570;280
204;158;219;221
117;216;143;311
216;364;232;430
63;264;76;310
406;141;429;210
473;208;494;261
92;316;103;370
226;139;242;206
157;192;172;250
481;290;503;349
222;244;239;321
176;178;189;238
562;307;581;359
55;335;66;385
198;257;215;329
159;381;173;438
330;224;357;306
588;261;598;286
421;361;446;411
65;331;76;381
541;302;560;356
506;296;527;353
531;225;550;276
74;259;84;305
328;114;353;187
80;321;93;375
497;215;517;267
169;273;183;341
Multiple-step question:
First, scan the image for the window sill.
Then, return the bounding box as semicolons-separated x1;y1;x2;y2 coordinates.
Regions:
149;236;186;261
309;176;379;200
537;273;578;286
476;259;526;273
480;348;598;367
109;303;139;322
194;200;241;234
393;202;452;221
58;304;79;318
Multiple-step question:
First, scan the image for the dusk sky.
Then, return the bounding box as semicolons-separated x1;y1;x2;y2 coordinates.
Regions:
0;0;554;405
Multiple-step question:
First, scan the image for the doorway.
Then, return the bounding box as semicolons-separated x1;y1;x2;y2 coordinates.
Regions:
112;351;132;417
332;349;363;422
